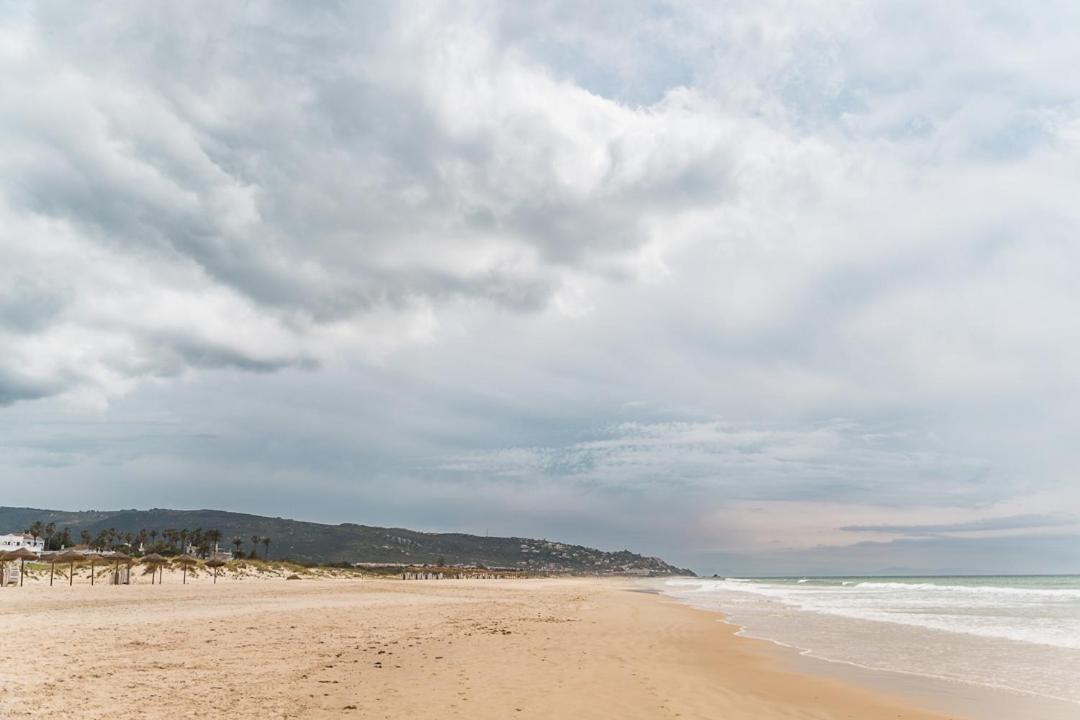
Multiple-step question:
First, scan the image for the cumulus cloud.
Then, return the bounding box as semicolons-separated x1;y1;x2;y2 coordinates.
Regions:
0;1;749;407
3;1;1080;572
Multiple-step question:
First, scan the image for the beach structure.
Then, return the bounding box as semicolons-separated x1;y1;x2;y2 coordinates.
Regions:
106;553;132;585
7;547;38;586
0;551;13;586
174;554;198;584
53;550;86;586
3;548;38;587
0;533;46;553
141;553;166;584
206;557;226;583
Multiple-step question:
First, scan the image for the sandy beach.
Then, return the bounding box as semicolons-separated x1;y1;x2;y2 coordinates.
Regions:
0;575;960;720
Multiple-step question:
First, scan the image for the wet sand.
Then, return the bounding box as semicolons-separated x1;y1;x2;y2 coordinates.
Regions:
0;576;962;719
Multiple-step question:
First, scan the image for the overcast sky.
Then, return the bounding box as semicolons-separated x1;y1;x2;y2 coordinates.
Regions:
2;1;1079;575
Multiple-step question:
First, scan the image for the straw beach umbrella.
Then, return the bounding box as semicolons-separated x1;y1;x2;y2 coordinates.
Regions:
105;552;132;585
173;555;198;584
9;547;38;587
54;550;86;586
141;553;166;584
206;558;226;584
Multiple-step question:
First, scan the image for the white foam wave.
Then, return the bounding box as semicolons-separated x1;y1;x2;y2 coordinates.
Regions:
664;578;1080;650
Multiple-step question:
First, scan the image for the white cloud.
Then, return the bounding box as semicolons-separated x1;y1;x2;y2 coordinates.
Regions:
3;1;1080;571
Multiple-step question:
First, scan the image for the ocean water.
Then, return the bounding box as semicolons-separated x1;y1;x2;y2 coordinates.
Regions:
663;576;1080;710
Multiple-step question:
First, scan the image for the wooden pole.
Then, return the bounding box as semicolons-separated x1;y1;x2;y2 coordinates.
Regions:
69;561;74;586
90;559;95;586
50;559;55;586
20;558;25;587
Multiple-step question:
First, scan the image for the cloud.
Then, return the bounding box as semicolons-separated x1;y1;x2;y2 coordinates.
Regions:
840;514;1080;537
0;1;751;407
440;419;993;505
3;1;1080;572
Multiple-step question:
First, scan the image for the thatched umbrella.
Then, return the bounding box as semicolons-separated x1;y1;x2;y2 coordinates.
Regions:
104;552;132;585
206;557;226;584
173;555;198;584
141;553;166;584
9;547;38;587
53;550;86;586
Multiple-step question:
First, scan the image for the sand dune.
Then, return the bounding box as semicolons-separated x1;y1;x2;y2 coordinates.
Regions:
0;577;958;719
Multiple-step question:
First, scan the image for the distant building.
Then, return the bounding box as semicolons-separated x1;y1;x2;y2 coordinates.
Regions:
0;533;45;553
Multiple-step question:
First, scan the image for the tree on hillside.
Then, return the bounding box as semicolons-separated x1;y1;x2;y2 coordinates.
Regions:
261;536;271;561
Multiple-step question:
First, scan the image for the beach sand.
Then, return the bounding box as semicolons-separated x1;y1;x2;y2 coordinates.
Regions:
0;576;962;719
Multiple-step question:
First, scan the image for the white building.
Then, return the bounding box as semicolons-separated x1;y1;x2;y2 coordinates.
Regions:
0;533;46;553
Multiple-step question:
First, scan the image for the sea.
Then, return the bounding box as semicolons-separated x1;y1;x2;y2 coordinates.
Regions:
662;575;1080;718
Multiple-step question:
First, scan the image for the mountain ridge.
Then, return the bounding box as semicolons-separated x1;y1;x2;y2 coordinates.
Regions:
0;506;695;576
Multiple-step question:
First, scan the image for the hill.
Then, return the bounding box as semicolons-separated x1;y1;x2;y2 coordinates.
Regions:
0;506;694;576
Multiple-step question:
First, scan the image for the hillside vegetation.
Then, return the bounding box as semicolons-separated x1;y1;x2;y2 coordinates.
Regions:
0;506;694;576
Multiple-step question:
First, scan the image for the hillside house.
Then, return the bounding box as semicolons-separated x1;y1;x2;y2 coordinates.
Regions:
0;533;45;553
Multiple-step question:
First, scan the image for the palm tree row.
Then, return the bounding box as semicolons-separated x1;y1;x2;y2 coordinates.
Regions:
230;535;271;560
22;522;244;559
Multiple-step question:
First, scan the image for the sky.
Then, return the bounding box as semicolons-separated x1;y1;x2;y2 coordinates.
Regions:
2;1;1079;575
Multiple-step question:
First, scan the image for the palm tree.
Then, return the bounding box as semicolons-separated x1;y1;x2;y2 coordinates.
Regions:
80;529;92;546
207;529;222;556
261;537;271;561
190;528;204;556
250;536;261;560
231;536;243;557
26;521;43;544
44;522;56;551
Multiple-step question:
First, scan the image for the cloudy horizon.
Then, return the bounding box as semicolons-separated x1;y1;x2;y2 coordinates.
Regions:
2;1;1079;575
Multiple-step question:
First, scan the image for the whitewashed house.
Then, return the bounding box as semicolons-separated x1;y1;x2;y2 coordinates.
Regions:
0;533;45;553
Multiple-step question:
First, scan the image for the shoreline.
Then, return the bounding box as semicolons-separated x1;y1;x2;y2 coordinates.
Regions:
1;577;962;719
657;581;1080;720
